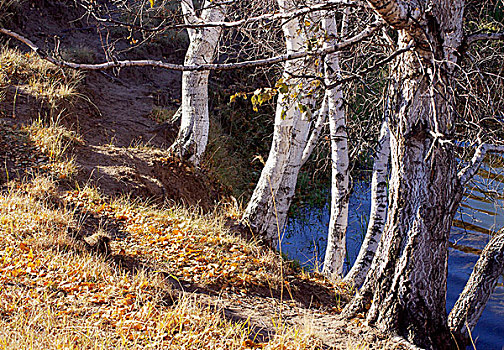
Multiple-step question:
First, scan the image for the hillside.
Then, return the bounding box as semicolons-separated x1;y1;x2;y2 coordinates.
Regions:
0;1;409;349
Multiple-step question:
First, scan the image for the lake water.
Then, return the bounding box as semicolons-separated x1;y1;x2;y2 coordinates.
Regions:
283;157;504;349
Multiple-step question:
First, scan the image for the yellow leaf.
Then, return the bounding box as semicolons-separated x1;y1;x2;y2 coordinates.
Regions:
149;0;154;7
242;339;264;348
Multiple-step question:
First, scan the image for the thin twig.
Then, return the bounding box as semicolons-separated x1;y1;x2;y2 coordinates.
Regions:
82;0;363;32
0;23;382;72
467;32;504;46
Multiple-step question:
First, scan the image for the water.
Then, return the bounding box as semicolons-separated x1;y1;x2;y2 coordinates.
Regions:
282;157;504;349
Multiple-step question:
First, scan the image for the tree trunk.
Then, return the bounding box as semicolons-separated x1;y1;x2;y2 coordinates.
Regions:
321;12;350;278
363;44;457;346
448;229;504;343
301;96;328;166
242;0;315;244
344;0;465;345
170;0;226;165
344;118;389;286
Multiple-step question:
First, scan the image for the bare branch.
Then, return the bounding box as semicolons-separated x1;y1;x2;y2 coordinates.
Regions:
0;22;382;72
458;142;504;185
467;32;504;46
82;0;362;32
326;41;414;89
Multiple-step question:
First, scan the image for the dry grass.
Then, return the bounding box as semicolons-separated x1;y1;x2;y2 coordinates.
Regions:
0;48;83;109
0;47;87;180
0;41;352;350
24;115;82;179
0;173;327;349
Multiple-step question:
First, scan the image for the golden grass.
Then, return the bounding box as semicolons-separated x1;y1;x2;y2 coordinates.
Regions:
0;173;326;349
0;48;83;109
0;43;349;350
24;115;82;179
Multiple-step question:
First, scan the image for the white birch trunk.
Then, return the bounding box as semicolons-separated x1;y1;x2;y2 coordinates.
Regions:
170;0;227;165
242;0;313;244
344;118;390;286
321;11;350;278
269;102;314;243
343;1;466;341
448;229;504;343
301;96;328;166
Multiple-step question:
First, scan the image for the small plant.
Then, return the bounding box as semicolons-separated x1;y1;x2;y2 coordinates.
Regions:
60;45;97;64
148;106;178;123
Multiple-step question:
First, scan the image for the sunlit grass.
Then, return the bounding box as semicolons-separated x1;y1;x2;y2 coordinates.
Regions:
23;115;82;179
0;48;84;109
0;36;358;350
0;172;328;349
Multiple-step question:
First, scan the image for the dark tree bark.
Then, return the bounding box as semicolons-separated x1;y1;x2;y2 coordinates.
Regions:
343;0;466;348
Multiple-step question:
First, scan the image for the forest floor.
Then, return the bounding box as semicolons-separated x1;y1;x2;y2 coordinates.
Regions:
0;1;408;349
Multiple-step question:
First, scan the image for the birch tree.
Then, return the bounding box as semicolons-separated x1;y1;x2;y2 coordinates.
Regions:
241;4;367;247
343;0;465;345
241;0;316;245
169;0;227;165
342;0;504;347
321;10;350;278
343;117;389;286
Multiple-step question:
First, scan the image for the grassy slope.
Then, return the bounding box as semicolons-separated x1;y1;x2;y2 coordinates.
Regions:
0;3;408;348
0;47;339;349
0;176;325;349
